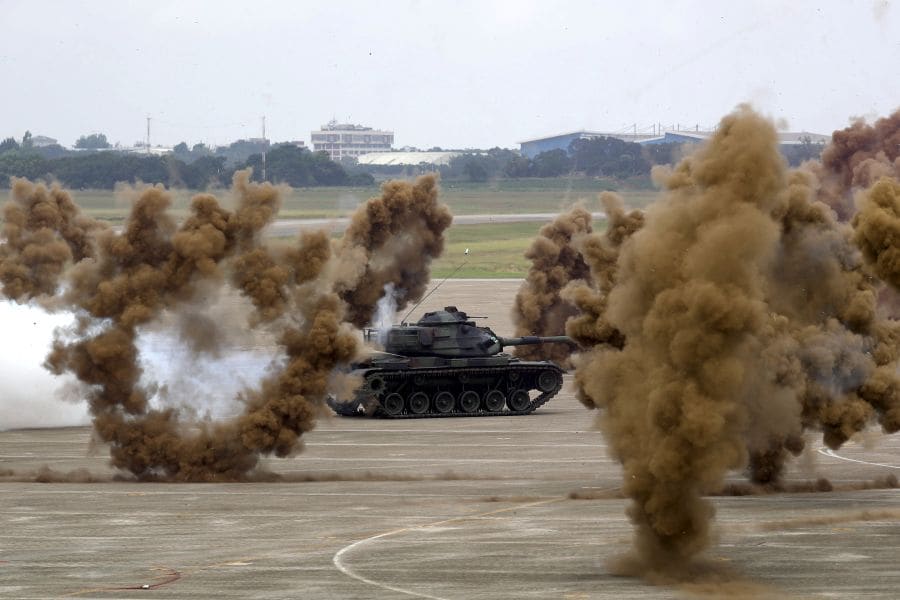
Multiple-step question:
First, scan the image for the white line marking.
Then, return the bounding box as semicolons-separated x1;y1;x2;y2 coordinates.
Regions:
333;530;449;600
332;498;561;599
315;429;598;435
818;447;900;470
297;457;609;463
309;442;599;448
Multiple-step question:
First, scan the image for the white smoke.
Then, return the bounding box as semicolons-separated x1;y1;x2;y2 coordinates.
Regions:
0;301;89;431
136;290;282;421
372;283;398;346
137;330;279;421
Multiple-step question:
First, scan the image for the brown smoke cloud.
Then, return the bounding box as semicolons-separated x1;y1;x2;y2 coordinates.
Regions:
809;108;900;220
511;204;593;366
3;172;449;480
0;178;106;302
563;193;644;407
853;176;900;290
571;105;900;576
336;175;452;328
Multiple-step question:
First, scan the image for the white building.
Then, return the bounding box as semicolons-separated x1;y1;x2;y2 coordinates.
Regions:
311;120;393;160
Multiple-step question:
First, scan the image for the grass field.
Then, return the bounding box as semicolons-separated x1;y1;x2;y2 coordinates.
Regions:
16;181;624;279
64;179;659;223
431;221;541;278
430;219;608;278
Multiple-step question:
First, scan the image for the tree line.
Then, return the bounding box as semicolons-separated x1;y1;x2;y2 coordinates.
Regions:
436;136;824;182
0;134;374;189
1;129;825;189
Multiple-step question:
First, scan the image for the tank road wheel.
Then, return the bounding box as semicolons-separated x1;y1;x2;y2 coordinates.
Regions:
484;390;505;412
434;391;455;414
408;392;429;415
507;390;530;412
382;393;404;416
367;375;386;395
459;390;480;413
537;370;562;393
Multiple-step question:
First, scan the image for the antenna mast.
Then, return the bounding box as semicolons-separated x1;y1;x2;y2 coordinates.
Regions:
145;116;151;155
401;259;468;324
261;115;267;181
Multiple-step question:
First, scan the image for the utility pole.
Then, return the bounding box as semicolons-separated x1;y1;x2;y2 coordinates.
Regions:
261;115;267;181
146;116;151;154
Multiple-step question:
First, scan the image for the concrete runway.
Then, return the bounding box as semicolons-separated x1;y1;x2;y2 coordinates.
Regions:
3;281;900;599
266;213;608;237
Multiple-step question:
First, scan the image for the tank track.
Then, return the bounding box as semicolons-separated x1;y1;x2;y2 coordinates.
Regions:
328;363;564;418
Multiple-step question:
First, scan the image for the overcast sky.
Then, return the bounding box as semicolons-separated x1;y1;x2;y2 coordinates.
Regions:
1;0;897;150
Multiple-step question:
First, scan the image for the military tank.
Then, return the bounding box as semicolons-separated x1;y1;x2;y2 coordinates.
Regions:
327;306;574;418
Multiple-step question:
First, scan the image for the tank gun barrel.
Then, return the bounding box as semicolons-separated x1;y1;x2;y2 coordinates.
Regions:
498;335;574;347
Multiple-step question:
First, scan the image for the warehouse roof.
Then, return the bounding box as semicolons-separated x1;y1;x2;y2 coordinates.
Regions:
356;151;462;166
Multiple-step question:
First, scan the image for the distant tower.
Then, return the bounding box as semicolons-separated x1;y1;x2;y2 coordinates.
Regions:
146;116;151;154
261;115;267;181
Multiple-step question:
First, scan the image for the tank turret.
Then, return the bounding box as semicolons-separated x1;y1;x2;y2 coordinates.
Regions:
327;306;575;418
382;305;573;358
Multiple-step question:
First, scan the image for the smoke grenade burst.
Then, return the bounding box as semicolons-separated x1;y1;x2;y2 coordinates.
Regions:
511;205;593;367
563;193;644;408
2;172;451;480
810;108;900;220
571;106;900;577
336;175;452;328
0;179;106;301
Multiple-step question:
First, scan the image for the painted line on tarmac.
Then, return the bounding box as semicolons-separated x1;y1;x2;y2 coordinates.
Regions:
316;429;599;434
333;497;563;599
309;442;599;448
301;457;610;463
818;447;900;469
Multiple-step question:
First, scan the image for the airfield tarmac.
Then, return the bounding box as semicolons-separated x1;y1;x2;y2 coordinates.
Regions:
3;280;900;599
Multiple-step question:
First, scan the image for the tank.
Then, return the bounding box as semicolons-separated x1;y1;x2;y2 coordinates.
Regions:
327;306;574;418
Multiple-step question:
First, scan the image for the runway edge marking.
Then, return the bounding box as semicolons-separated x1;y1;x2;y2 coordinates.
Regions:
818;447;900;469
332;497;563;599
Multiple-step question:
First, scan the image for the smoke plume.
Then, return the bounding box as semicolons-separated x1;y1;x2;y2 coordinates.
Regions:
810;108;900;219
0;178;106;302
336;175;452;327
572;106;900;576
2;172;450;480
563;193;644;407
511;204;593;366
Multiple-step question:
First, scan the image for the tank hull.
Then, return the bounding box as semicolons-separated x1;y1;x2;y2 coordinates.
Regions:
327;359;564;418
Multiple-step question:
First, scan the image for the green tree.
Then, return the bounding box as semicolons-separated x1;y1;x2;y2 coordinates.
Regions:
75;133;111;150
180;155;227;188
0;137;19;153
310;151;349;185
503;155;532;178
463;159;488;182
244;144;311;186
34;144;70;159
0;151;48;184
216;139;269;166
531;149;571;177
22;130;33;149
569;137;649;177
642;142;681;166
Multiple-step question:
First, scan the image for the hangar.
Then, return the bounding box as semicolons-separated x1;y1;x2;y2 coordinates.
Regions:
518;130;656;159
520;128;830;158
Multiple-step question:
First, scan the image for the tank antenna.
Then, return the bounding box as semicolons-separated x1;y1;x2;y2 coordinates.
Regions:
401;249;469;324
